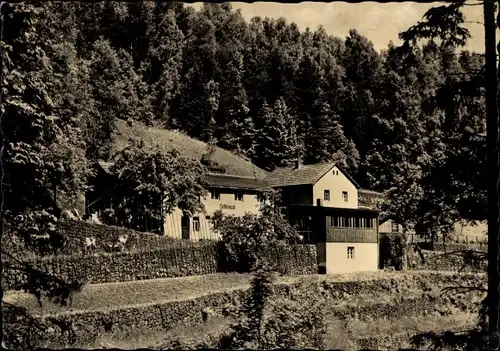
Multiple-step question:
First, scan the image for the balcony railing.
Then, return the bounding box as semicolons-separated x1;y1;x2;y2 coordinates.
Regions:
326;227;378;243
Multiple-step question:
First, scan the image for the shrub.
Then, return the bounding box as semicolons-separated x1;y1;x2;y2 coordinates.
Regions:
380;233;406;270
217;266;325;350
212;190;300;273
2;304;49;350
102;139;208;233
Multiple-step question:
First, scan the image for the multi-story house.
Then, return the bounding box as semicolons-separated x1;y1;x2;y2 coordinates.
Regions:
265;161;380;274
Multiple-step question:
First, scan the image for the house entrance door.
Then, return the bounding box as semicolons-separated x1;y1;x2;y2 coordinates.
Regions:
181;215;190;239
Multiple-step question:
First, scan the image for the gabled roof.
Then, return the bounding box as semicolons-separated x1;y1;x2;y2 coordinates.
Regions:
379;213;393;224
96;161;269;191
265;162;360;189
206;174;270;191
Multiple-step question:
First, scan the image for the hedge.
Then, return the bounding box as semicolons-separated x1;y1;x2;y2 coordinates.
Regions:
3;243;318;290
5;271;485;349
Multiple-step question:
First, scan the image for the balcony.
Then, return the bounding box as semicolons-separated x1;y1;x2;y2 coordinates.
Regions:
326;227;378;243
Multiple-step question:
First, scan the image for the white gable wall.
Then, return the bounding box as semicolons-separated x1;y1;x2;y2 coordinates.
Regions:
312;166;358;209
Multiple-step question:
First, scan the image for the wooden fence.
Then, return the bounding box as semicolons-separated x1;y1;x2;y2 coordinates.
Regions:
380;232;488;245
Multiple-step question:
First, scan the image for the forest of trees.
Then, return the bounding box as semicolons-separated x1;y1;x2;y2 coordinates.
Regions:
1;1;487;241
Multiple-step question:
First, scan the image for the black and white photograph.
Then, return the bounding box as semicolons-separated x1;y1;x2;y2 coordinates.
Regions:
1;0;498;349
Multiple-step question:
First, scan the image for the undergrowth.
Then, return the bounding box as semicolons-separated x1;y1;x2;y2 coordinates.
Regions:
159;264;326;350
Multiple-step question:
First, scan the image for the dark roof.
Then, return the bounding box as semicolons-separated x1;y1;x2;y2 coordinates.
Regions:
379;213;394;224
96;161;269;191
265;162;360;188
206;174;270;190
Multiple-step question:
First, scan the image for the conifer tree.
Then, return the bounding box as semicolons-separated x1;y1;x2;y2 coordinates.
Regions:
252;98;302;171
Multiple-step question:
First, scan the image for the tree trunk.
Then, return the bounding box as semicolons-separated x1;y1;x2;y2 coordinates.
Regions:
484;0;500;346
402;230;409;270
160;194;164;235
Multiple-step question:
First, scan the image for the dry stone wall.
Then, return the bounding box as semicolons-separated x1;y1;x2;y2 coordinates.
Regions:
7;272;485;349
407;248;487;273
3;243;318;290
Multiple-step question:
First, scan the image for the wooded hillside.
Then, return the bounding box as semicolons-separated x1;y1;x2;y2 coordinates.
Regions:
2;1;487;237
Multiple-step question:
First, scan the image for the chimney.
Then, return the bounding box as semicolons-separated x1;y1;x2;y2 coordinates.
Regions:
294;159;302;170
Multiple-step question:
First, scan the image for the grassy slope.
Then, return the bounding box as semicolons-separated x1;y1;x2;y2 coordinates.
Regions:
4;270;485;349
112;119;269;179
4;273;253;316
85;316;234;350
83;306;478;350
4;270;482;316
325;313;478;351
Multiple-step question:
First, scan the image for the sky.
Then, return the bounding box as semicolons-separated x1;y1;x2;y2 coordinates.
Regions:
188;1;486;53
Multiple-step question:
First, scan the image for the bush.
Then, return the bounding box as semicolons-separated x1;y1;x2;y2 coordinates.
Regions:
380;233;406;270
212;190;301;273
217;267;325;350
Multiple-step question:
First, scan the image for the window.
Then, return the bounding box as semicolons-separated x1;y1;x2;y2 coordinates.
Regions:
211;190;220;200
347;246;355;259
193;217;200;232
347;217;353;228
205;215;211;220
338;217;345;228
355;217;360;228
324;190;330;201
235;192;244;201
391;221;399;233
342;191;348;202
367;218;374;228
